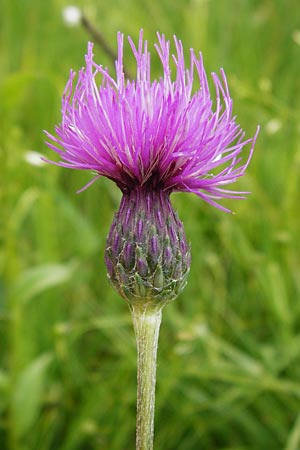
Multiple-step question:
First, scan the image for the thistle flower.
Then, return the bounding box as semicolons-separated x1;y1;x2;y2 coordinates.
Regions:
45;30;259;450
45;30;259;306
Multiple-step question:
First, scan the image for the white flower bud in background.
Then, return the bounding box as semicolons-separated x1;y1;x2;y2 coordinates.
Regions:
62;6;82;27
265;118;282;135
24;150;46;167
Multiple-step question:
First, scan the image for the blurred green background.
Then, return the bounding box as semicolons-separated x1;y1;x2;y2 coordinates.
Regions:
1;0;300;449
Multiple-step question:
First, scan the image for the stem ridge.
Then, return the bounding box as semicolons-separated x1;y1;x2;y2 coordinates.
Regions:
130;306;162;450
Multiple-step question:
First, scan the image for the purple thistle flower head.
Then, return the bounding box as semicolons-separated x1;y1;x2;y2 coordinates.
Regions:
45;30;259;307
45;30;259;212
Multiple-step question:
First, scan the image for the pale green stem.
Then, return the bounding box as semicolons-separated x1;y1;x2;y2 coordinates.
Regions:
130;305;163;450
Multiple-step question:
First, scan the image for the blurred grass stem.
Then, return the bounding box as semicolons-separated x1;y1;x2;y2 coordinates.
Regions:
130;305;162;450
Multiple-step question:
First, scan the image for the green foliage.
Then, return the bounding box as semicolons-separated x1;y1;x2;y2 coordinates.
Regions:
1;0;300;449
11;353;53;439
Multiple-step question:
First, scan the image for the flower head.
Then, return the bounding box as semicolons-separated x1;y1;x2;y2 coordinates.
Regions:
45;30;259;213
45;30;259;306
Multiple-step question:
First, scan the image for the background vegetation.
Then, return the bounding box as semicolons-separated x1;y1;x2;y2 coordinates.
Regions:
1;0;300;449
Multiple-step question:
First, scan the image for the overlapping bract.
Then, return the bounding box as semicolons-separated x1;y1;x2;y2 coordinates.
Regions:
45;30;258;212
105;188;190;305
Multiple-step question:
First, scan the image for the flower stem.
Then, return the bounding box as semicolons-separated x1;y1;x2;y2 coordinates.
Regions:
130;305;163;450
